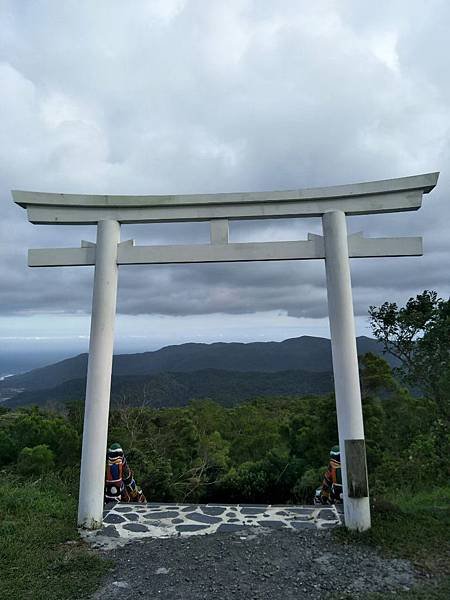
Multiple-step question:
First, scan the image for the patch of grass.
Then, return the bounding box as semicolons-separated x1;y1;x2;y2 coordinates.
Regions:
0;472;111;600
334;485;450;599
386;486;450;513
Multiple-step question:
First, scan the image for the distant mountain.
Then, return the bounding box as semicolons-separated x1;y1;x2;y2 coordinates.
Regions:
0;336;393;398
4;368;335;410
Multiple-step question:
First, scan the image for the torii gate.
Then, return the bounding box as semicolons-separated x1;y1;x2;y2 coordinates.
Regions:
13;171;438;532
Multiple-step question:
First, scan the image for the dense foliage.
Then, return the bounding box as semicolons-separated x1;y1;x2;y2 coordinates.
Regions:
368;290;450;491
5;368;334;411
0;355;447;504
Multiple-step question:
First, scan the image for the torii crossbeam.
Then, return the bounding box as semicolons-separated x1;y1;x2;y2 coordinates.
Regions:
13;171;439;532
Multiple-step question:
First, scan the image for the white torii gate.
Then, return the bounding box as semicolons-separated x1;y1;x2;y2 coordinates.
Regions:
13;171;439;532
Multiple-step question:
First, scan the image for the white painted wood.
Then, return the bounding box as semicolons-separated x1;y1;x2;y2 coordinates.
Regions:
77;220;120;529
14;173;438;225
307;233;422;259
13;172;438;208
349;235;422;258
322;210;371;532
119;240;321;264
29;247;96;267
23;189;427;224
210;219;229;244
27;235;423;267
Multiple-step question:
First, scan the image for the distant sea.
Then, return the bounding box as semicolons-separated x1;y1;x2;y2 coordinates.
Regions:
0;350;75;379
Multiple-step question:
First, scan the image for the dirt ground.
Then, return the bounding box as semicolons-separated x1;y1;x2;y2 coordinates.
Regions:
91;527;418;600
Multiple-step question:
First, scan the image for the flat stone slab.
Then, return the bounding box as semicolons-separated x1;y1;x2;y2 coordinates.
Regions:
318;508;338;520
180;505;199;512
115;506;133;513
123;512;139;521
99;525;120;538
240;507;267;515
216;523;248;533
201;506;226;516
284;507;315;515
144;511;179;519
82;502;342;547
175;524;210;532
257;520;286;529
186;512;222;524
123;523;149;533
291;520;317;530
103;513;126;524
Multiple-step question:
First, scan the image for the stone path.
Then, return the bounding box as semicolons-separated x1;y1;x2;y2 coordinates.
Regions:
82;502;342;549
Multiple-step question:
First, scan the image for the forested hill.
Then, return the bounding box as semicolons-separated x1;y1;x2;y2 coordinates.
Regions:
0;335;392;394
4;368;334;410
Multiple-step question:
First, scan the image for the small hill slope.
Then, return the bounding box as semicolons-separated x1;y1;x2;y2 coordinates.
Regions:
5;368;334;409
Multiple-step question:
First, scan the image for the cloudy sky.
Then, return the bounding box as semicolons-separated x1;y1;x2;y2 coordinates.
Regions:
0;0;449;365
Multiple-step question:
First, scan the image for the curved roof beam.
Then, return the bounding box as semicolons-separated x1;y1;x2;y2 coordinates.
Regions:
12;172;439;225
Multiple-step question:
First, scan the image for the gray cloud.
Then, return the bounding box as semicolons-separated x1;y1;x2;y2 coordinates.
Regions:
0;0;449;335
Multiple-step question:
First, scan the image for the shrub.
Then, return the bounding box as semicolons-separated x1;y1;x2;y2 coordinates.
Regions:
0;430;17;466
292;465;326;502
219;461;271;502
7;408;80;467
17;444;55;476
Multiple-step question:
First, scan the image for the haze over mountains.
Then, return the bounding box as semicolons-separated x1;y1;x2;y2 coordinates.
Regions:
1;336;393;409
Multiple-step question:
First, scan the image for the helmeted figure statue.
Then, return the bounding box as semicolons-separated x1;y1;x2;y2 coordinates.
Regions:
104;442;146;504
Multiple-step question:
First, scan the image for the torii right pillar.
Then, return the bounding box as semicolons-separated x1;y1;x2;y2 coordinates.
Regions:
323;210;371;531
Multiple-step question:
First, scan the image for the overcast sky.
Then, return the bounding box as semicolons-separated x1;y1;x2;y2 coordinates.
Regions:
0;0;449;362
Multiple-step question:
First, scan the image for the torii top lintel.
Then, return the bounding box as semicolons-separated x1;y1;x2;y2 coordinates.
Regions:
12;172;438;225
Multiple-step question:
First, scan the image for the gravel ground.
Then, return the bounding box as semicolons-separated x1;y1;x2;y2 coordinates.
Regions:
91;527;420;599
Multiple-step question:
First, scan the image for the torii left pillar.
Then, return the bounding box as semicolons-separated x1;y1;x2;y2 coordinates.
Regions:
78;220;120;528
323;210;370;531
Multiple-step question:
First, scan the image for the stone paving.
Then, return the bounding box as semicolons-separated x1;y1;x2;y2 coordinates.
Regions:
82;502;343;548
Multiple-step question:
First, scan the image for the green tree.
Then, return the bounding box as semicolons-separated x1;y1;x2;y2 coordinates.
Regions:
282;395;337;470
17;444;55;475
366;293;450;489
6;408;80;467
369;290;450;415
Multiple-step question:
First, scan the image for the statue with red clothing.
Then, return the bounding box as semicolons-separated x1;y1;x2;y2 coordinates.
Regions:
104;442;146;504
318;445;343;505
